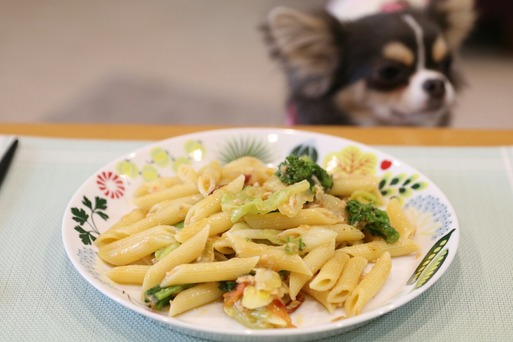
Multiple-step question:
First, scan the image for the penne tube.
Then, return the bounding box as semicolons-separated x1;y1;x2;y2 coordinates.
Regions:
289;241;335;300
160;256;259;287
387;197;416;239
175;211;233;243
147;194;203;215
230;228;284;245
107;265;151;285
326;224;365;243
244;208;343;230
327;256;368;304
95;208;147;247
303;284;337;314
212;234;235;255
197;160;222;197
98;225;176;266
102;202;191;242
340;239;420;261
133;183;199;211
134;176;182;197
184;174;245;225
169;282;223;317
141;224;210;294
345;252;392;317
176;163;199;185
318;193;345;213
227;233;312;276
309;250;350;292
329;175;378;197
220;156;275;185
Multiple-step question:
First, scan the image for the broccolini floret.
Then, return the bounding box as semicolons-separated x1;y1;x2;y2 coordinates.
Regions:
144;284;193;310
275;155;333;190
345;199;400;243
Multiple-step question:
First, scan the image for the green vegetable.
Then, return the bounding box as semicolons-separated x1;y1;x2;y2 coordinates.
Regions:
154;242;181;261
219;281;238;293
221;180;312;222
284;237;306;255
144;284;193;310
345;199;399;243
275;155;333;190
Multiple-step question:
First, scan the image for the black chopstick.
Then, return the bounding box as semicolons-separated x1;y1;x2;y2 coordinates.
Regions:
0;137;19;190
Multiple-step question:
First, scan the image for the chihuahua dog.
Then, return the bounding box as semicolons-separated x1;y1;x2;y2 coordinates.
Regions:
262;0;475;126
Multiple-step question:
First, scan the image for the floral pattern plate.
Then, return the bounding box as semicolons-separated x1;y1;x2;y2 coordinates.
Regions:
62;128;459;342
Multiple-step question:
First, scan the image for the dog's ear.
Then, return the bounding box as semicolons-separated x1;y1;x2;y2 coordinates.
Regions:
427;0;476;50
263;7;340;97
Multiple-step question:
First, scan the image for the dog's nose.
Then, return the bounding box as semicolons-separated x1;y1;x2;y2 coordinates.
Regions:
423;79;445;99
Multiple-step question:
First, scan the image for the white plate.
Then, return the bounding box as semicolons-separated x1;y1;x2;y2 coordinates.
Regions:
62;128;459;341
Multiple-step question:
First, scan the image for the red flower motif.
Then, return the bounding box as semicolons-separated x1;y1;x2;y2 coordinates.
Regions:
96;171;125;199
381;160;393;170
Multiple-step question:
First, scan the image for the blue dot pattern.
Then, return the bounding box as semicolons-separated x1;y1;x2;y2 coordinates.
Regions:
406;195;453;239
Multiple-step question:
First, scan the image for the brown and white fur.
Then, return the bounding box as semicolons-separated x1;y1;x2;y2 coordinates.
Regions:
262;0;475;126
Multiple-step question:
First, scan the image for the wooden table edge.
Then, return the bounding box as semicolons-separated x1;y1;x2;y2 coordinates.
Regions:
1;123;513;146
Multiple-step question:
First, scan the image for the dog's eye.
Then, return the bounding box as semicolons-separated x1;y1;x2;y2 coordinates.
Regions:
369;62;409;89
439;56;453;73
378;65;402;80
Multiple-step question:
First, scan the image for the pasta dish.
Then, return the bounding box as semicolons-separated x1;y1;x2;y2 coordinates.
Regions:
94;154;419;329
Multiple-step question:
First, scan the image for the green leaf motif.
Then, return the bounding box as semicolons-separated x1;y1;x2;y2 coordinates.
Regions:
71;195;109;246
74;226;97;245
95;197;108;211
407;229;455;285
217;136;274;164
380;172;428;201
71;207;89;225
96;211;109;221
290;144;318;163
82;197;93;210
415;248;449;289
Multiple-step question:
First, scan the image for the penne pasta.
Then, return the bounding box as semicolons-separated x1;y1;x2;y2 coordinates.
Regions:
329;174;378;197
340;239;420;261
95;208;146;247
387;197;416;239
98;225;176;266
220;156;274;185
197;160;222;197
175;211;233;243
327;256;368;304
309;250;350;292
133;183;199;211
345;252;392;317
289;241;335;300
176;163;199;185
160;256;259;286
169;282;223;317
303;284;337;314
141;224;210;294
134;176;182;197
107;265;151;285
227;233;312;276
99;202;191;243
184;175;245;225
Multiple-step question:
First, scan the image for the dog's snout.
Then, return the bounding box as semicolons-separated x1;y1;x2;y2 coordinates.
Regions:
423;79;445;99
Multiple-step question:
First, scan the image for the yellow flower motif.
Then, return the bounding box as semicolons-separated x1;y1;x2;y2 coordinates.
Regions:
141;164;159;182
116;160;139;179
323;146;377;176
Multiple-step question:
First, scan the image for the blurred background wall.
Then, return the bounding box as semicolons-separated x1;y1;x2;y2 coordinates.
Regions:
0;0;512;128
